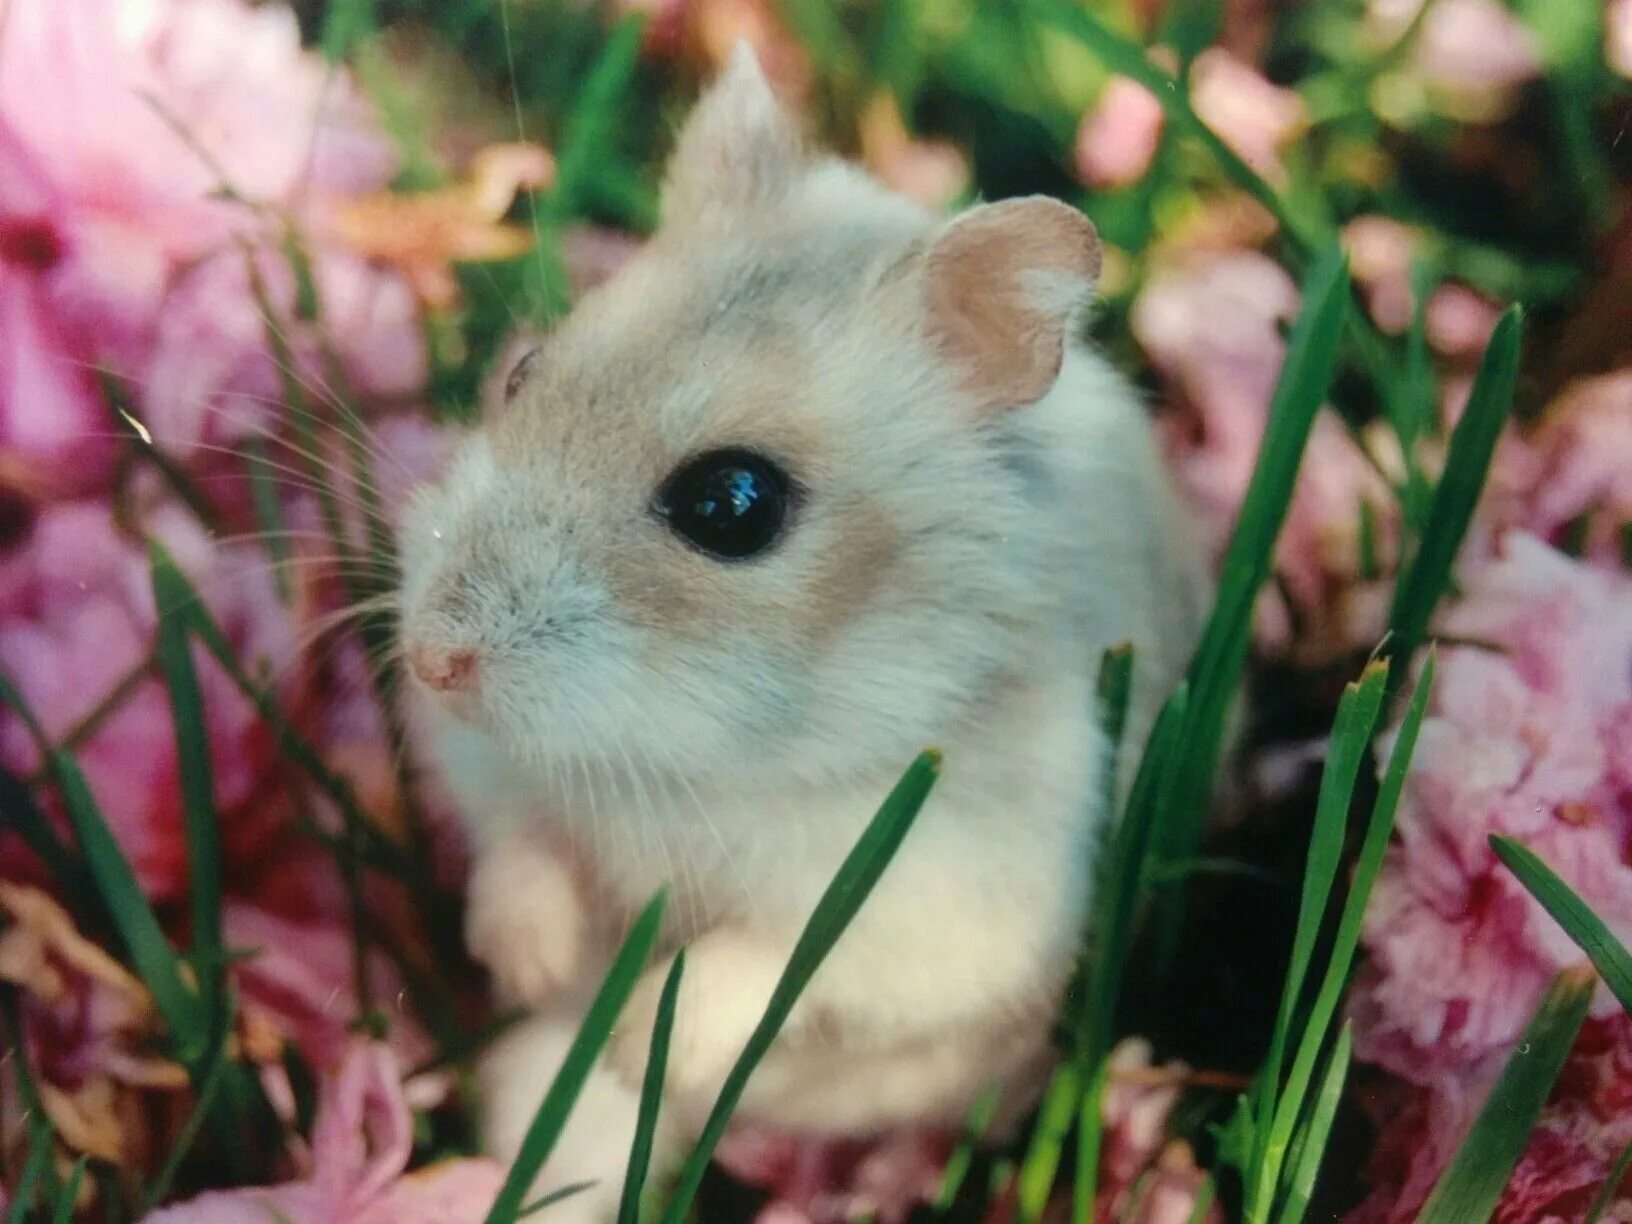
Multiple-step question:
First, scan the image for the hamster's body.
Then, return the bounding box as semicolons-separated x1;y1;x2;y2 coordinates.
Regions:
399;45;1209;1220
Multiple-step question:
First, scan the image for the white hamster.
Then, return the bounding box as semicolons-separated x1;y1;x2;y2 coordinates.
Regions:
397;43;1209;1220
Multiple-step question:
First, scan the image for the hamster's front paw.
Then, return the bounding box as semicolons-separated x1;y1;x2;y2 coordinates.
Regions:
609;929;795;1100
465;839;586;1006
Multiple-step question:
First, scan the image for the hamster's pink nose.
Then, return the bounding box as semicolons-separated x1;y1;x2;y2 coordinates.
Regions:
407;641;479;694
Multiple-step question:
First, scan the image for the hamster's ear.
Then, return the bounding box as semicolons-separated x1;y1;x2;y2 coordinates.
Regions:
922;197;1102;412
663;42;802;223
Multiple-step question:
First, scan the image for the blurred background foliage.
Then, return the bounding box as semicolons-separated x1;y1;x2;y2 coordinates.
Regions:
288;0;1628;423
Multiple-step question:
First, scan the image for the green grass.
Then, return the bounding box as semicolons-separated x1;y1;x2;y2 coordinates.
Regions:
658;750;942;1223
1492;835;1632;1014
485;892;669;1224
1418;967;1597;1223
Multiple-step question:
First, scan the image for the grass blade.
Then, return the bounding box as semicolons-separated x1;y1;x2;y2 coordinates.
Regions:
3;985;60;1213
1245;662;1388;1218
150;543;225;1034
1257;655;1434;1220
1016;1061;1082;1222
4;1126;51;1224
1388;305;1522;689
320;0;374;61
550;14;651;222
1274;1024;1353;1224
1393;261;1437;532
1418;966;1596;1224
617;949;686;1224
137;1010;236;1216
1094;644;1135;813
934;1083;1001;1211
657;750;942;1223
0;767;105;937
51;1157;87;1224
1069;683;1191;1224
518;1182;599;1217
1153;245;1352;964
1491;835;1632;1014
1586;1133;1632;1224
0;675;206;1062
485;891;667;1224
146;551;417;881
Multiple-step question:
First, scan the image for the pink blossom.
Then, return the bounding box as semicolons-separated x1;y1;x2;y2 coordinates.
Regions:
0;261;115;500
1096;1041;1222;1224
1351;534;1632;1084
1350;1015;1632;1222
141;247;426;459
1343;215;1506;354
1136;250;1395;656
1368;0;1540;107
1344;216;1420;335
145;1042;502;1223
714;1125;951;1223
713;1041;1219;1224
226;899;433;1074
0;0;396;268
0;501;295;900
0;130;118;497
0;0;424;470
1612;0;1632;78
1074;77;1166;190
1486;369;1632;565
1188;49;1306;185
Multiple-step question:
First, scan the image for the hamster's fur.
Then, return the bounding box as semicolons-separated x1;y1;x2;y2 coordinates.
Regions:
397;44;1210;1220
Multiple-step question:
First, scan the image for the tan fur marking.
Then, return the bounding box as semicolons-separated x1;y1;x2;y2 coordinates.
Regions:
800;504;899;646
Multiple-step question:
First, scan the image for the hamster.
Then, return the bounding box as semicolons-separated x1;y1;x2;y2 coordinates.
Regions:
397;43;1210;1221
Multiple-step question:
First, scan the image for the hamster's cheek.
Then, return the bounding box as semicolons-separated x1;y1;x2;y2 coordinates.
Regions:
790;503;899;651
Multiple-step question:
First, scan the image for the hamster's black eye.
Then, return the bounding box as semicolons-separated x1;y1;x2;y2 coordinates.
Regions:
656;449;790;560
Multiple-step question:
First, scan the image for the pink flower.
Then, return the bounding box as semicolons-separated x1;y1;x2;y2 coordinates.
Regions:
1188;49;1307;185
1343;216;1506;353
1096;1041;1222;1224
140;246;426;459
1351;534;1632;1085
714;1125;952;1223
1612;0;1632;78
0;261;115;500
225;899;433;1074
1368;0;1540;112
0;0;395;268
0;500;295;900
1350;1015;1632;1222
0;131;118;498
1074;77;1166;190
858;93;971;211
0;0;424;470
1136;250;1395;656
145;1042;502;1223
0;882;189;1172
713;1041;1219;1224
1486;369;1632;566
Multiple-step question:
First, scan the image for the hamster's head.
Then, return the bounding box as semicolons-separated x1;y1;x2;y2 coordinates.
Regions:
398;45;1103;790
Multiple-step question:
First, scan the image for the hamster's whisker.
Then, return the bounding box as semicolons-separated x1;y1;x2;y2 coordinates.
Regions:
188;439;399;520
50;348;420;495
627;700;753;913
621;735;706;937
189;419;413;527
